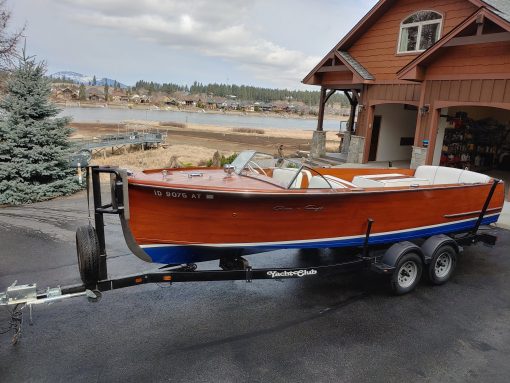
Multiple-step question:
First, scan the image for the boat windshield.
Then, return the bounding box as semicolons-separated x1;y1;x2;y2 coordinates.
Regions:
230;150;333;189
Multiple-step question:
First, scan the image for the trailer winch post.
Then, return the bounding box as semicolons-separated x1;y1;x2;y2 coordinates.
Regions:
90;166;108;281
471;178;501;236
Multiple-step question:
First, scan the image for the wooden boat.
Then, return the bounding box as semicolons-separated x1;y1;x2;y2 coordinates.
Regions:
121;150;505;264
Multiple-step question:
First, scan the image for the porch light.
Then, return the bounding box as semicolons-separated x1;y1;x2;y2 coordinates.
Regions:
419;105;430;115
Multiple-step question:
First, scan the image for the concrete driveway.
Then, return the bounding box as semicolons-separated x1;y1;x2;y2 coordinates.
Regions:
1;190;510;383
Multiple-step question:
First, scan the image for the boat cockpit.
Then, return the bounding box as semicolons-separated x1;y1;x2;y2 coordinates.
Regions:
228;150;493;190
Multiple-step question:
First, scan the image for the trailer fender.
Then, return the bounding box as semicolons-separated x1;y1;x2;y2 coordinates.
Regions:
382;241;423;268
421;235;460;265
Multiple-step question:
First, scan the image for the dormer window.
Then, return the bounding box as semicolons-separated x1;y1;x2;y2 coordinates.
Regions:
398;11;442;53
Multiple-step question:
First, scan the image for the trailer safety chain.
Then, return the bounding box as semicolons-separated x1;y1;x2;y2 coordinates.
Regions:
1;304;25;345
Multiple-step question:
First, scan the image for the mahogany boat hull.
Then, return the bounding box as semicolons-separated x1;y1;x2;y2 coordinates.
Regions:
125;179;504;264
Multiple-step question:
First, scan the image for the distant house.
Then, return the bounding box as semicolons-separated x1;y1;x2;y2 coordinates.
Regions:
86;87;105;102
61;87;78;100
260;103;274;112
241;102;255;112
139;95;151;104
206;99;217;109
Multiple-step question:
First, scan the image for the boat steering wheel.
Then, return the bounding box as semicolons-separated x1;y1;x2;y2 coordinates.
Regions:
247;161;268;176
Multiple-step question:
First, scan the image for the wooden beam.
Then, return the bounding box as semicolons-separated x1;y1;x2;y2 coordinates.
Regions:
316;87;326;132
324;89;337;104
317;66;350;73
476;14;484;36
444;32;510;47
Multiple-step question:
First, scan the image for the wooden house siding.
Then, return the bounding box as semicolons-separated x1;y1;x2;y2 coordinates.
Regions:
348;0;478;80
415;78;510;143
366;83;422;104
425;42;510;77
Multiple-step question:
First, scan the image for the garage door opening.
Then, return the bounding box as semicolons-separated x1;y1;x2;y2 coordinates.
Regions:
433;106;510;199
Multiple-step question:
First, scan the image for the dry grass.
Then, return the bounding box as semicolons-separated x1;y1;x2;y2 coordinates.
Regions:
159;121;187;128
91;145;234;171
231;127;265;135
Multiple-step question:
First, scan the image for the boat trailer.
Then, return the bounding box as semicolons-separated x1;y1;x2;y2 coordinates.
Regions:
0;166;501;344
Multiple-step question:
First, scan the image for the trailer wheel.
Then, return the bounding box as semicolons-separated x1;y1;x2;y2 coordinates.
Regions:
76;225;101;285
390;253;422;295
428;245;457;285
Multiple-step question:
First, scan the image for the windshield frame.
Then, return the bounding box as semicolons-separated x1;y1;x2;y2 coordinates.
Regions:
230;150;334;190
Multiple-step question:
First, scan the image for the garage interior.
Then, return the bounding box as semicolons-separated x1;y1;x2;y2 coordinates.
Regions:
432;106;510;199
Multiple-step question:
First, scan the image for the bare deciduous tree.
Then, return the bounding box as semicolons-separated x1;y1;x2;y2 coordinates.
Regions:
0;0;24;70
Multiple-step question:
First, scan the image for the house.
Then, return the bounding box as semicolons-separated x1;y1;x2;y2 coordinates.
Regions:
86;87;106;102
304;0;510;173
61;87;78;100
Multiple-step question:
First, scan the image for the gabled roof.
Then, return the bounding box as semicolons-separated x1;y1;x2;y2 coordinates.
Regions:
483;0;510;23
337;51;375;81
397;7;510;81
303;0;510;84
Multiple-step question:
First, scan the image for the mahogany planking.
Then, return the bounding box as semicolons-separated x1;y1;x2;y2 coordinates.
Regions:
126;169;505;246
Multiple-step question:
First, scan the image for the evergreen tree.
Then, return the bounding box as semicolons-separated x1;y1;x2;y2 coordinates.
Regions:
92;75;96;86
0;54;81;205
104;83;109;101
78;84;86;100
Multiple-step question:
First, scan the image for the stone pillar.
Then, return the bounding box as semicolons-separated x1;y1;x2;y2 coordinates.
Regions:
310;130;326;158
346;135;365;164
410;146;428;169
341;131;351;154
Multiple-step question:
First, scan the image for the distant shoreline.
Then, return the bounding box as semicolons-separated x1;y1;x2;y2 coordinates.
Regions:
56;102;342;122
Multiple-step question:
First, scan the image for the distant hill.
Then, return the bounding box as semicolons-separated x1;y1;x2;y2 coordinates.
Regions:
50;71;127;88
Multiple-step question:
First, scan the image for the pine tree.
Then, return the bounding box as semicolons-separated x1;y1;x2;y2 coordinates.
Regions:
92;75;96;86
0;53;81;205
104;83;109;101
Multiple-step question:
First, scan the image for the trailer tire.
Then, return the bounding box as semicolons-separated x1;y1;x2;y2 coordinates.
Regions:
390;253;422;295
428;245;457;285
76;225;101;285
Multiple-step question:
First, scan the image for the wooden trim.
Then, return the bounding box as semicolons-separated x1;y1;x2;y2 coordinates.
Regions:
423;73;510;81
368;99;420;107
444;32;510;47
317;65;351;73
317;87;326;132
425;108;441;164
363;105;376;163
414;80;429;147
444;207;500;218
432;100;510;110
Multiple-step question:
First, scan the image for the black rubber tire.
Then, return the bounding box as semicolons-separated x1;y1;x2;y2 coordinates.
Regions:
76;225;101;285
390;252;423;295
428;245;457;285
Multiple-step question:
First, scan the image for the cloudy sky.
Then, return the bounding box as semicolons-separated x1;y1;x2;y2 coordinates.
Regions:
10;0;377;89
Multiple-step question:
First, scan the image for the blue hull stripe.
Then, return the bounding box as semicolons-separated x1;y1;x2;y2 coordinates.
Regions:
141;215;499;264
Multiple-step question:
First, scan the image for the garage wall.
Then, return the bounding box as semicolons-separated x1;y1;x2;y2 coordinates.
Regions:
432;109;448;165
374;104;418;161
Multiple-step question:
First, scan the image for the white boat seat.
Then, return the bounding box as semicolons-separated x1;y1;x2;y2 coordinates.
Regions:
413;165;439;182
458;169;491;184
352;174;430;188
414;166;491;185
308;175;350;189
272;168;308;188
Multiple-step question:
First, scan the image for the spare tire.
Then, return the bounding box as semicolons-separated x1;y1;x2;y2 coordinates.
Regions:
76;225;101;285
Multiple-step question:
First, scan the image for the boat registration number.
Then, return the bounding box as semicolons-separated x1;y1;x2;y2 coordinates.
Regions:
153;190;213;200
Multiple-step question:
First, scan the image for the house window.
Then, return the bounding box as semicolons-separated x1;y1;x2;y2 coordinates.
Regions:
398;11;442;53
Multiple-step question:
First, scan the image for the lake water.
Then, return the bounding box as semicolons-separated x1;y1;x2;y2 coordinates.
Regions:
60;107;342;131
